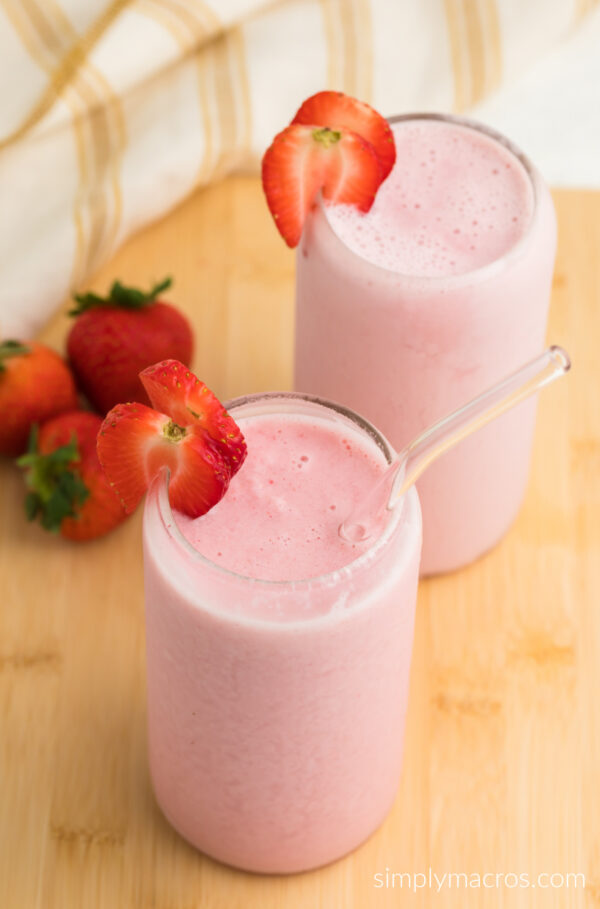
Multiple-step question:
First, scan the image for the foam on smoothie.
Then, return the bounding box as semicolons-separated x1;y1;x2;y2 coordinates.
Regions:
325;119;534;277
174;413;387;581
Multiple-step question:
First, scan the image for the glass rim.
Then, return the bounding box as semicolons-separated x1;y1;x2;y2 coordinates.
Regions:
315;111;543;286
147;391;419;590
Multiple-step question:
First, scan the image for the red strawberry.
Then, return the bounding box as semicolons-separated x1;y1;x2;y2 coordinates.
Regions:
139;359;246;474
97;361;246;518
292;91;396;181
67;277;193;414
261;123;382;247
0;340;78;456
17;411;128;541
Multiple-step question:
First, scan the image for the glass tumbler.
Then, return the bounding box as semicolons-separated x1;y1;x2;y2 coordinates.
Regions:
143;393;422;873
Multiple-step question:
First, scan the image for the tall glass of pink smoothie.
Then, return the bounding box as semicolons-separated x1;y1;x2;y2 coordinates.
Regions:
295;114;557;574
143;392;422;873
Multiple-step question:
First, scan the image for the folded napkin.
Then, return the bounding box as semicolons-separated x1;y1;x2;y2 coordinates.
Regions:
0;0;594;337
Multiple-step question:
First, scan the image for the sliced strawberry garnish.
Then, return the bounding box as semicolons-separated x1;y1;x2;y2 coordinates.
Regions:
261;123;382;247
139;359;246;475
292;91;396;181
97;402;232;517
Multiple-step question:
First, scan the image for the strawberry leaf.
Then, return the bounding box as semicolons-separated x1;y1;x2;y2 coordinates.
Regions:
0;339;30;373
24;491;39;522
70;277;172;315
17;430;90;532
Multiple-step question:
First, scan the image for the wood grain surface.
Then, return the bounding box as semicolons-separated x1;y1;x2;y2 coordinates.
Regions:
1;180;598;908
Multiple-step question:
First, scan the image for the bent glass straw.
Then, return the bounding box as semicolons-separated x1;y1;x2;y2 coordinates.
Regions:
340;346;571;544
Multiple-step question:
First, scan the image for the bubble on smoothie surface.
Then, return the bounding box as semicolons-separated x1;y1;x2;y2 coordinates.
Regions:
173;414;388;582
324;120;535;278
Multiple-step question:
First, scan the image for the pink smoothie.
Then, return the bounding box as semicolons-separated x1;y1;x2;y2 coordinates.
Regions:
326;119;534;276
295;114;556;574
175;412;388;581
143;394;422;872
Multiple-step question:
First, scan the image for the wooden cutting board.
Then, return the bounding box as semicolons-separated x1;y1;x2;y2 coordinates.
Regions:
1;178;598;908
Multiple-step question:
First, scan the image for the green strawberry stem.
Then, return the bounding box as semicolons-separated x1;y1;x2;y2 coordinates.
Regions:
312;127;342;147
17;427;90;532
70;276;173;315
0;340;30;373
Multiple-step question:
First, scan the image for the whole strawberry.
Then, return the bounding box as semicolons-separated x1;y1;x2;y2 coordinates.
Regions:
17;411;128;541
67;277;193;414
0;340;78;456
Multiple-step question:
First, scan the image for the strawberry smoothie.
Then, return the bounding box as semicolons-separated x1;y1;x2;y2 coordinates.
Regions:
142;393;421;873
295;114;557;574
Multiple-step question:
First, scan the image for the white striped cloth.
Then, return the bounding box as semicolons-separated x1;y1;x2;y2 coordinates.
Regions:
0;0;597;337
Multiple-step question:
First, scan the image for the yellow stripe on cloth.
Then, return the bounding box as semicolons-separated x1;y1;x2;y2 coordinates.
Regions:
211;31;241;179
443;0;503;110
181;0;221;32
141;0;217;44
576;0;600;20
229;25;252;166
354;0;373;103
137;0;215;182
0;0;56;72
70;63;127;283
463;0;486;106
443;0;468;110
0;0;84;280
46;0;125;284
142;0;250;182
0;0;132;151
341;0;358;97
20;0;89;285
35;0;75;50
481;0;502;96
318;0;338;89
137;0;195;47
318;0;373;100
7;0;127;285
16;0;68;59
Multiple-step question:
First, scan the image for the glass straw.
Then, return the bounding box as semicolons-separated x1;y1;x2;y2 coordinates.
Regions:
340;346;571;543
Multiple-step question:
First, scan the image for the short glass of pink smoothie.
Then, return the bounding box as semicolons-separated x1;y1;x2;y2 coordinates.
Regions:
142;392;421;873
295;114;557;575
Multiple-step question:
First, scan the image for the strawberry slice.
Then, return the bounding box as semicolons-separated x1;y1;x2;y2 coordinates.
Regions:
139;360;246;475
96;361;246;518
97;402;232;517
292;91;396;181
261;123;382;247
